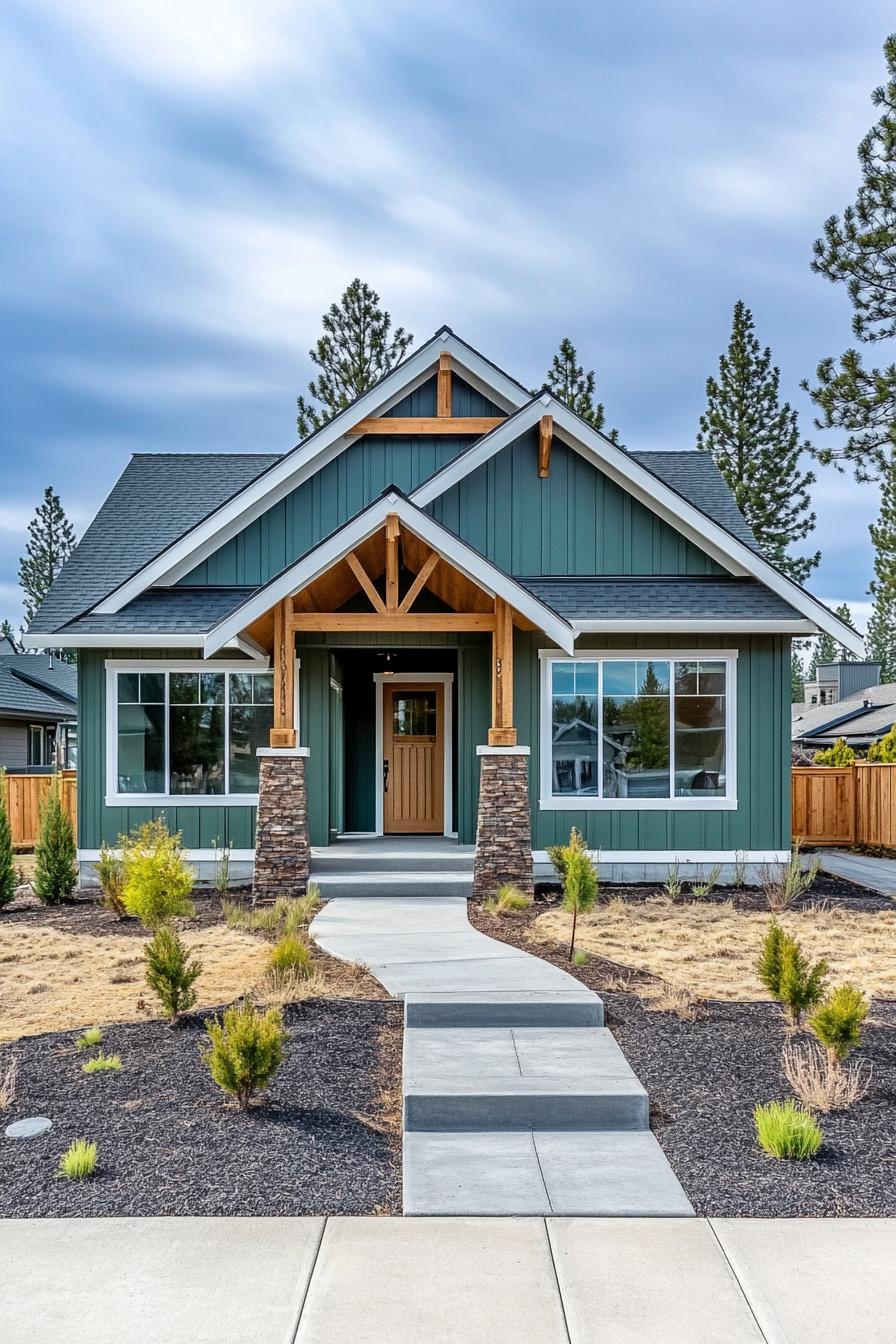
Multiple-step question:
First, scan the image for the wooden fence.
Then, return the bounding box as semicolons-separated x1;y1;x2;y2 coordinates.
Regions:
792;763;896;848
1;772;77;849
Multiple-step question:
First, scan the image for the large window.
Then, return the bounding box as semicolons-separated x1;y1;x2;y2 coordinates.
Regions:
542;653;734;808
112;666;274;799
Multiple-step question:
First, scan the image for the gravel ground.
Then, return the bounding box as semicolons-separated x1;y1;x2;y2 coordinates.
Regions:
470;896;896;1217
0;999;402;1217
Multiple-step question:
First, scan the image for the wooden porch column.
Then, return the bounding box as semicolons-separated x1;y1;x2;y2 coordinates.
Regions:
270;597;296;748
488;597;517;747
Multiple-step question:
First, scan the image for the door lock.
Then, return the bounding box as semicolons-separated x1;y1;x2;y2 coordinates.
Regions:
383;758;390;794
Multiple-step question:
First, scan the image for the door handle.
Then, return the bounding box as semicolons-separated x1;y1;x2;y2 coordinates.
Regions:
383;759;389;794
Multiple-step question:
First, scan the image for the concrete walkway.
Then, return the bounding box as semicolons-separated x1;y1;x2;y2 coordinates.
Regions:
311;897;691;1217
4;1215;896;1344
815;848;896;896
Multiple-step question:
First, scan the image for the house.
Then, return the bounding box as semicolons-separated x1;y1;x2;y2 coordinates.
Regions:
22;328;861;890
792;678;896;754
0;639;77;772
801;659;880;708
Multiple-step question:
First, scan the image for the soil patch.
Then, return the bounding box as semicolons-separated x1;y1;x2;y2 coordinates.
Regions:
0;999;402;1217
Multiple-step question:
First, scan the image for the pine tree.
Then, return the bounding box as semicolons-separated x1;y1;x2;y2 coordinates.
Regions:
33;776;77;905
296;279;413;438
803;36;896;483
0;620;19;652
866;448;896;680
697;301;820;583
790;649;805;703
544;338;620;442
0;770;15;910
808;630;838;680
18;488;75;627
834;603;858;662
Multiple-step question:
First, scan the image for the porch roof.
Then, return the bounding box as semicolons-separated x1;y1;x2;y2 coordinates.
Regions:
519;576;814;632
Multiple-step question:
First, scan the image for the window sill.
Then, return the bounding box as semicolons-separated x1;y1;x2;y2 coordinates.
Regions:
104;795;260;808
538;796;738;811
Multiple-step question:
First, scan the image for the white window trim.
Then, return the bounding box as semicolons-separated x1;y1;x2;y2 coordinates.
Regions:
537;648;738;811
373;672;455;837
27;724;45;766
104;658;295;807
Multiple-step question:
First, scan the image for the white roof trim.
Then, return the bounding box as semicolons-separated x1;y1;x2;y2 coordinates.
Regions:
93;332;528;615
571;619;819;635
411;397;865;658
20;632;253;651
201;491;576;656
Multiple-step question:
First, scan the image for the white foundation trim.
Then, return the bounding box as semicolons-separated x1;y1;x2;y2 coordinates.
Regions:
374;672;454;837
78;848;256;862
477;745;531;755
532;849;791;864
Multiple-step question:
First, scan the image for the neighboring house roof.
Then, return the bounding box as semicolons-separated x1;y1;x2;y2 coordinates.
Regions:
792;682;896;744
0;653;77;720
519;576;803;627
22;326;861;655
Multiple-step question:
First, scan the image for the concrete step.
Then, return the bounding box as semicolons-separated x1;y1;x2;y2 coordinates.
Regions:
403;1026;648;1132
311;846;474;875
312;872;473;899
402;1129;695;1216
404;991;604;1029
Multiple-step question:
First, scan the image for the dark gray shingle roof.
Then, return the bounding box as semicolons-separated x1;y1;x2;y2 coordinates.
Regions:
29;454;280;635
61;587;257;636
519;576;802;621
0;654;77;718
629;451;760;552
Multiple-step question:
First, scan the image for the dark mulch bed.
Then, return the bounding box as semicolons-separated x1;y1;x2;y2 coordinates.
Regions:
469;899;896;1216
3;887;249;938
530;869;892;913
0;998;402;1217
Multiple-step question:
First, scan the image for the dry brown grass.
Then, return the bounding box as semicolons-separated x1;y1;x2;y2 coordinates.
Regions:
640;981;703;1020
782;1038;872;1112
531;899;896;1001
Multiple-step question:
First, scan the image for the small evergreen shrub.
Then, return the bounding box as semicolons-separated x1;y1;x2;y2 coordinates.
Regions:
867;724;896;763
546;826;585;883
813;736;855;766
143;925;202;1024
268;933;313;979
482;883;532;916
754;1100;823;1159
57;1138;98;1179
82;1052;122;1074
120;819;195;929
0;769;15;910
33;776;77;906
757;921;828;1025
204;1000;287;1109
95;842;126;917
76;1026;103;1052
562;841;598;961
809;983;869;1067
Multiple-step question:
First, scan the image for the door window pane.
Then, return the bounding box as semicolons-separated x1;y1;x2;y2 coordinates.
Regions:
551;661;599;795
392;691;436;737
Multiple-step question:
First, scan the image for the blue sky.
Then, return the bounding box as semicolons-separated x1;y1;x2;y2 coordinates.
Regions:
0;1;891;634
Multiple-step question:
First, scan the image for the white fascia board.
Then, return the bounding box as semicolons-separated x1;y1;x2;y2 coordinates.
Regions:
412;396;865;658
571;619;819;635
21;632;206;650
93;332;528;615
202;492;576;656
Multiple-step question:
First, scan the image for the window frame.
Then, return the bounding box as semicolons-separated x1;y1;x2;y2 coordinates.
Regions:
538;648;738;811
104;659;291;806
27;724;44;767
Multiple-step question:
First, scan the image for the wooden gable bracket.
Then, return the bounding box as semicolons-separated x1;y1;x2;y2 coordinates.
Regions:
347;415;503;436
399;549;439;612
345;551;386;613
538;414;553;478
437;351;452;417
385;513;400;611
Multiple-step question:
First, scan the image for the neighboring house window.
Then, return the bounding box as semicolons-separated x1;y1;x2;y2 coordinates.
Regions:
27;724;44;767
540;652;735;809
63;724;78;769
110;665;274;801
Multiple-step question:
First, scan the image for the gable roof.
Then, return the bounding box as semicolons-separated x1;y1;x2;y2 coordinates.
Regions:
792;681;896;744
201;488;576;656
0;653;77;719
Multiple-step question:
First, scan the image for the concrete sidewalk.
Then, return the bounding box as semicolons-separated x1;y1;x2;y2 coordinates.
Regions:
815;848;896;896
2;1216;895;1343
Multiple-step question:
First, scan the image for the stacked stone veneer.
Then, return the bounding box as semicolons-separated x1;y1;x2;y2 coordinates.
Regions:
472;747;534;898
252;749;310;901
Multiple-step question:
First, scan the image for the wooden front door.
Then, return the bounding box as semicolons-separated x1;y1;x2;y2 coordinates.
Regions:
383;682;444;834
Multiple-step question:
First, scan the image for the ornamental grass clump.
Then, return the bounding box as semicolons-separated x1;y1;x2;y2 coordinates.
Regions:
268;933;313;980
754;1099;823;1160
143;925;202;1025
76;1026;103;1052
204;1000;287;1109
757;920;828;1025
57;1138;98;1180
760;839;820;911
120;819;195;929
782;1038;871;1113
82;1052;122;1074
33;776;77;906
482;884;532;917
95;842;126;917
0;769;15;910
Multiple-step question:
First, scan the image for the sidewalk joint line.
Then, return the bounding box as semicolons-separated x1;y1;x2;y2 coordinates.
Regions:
531;1133;555;1214
706;1219;771;1344
542;1217;573;1344
288;1215;328;1344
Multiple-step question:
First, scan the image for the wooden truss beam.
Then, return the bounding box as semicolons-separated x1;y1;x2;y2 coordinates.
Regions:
488;596;517;747
345;550;386;613
346;416;503;437
290;612;495;633
398;549;439;612
538;414;553;478
437;351;452;417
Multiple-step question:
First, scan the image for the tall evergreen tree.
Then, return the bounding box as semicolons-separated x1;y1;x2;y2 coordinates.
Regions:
791;648;805;703
808;630;838;680
18;488;75;626
0;620;19;652
544;338;620;442
804;36;896;483
697;301;820;584
296;279;413;438
866;449;896;680
833;603;858;662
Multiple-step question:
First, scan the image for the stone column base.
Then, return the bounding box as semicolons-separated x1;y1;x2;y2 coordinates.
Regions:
472;746;534;898
253;747;310;902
